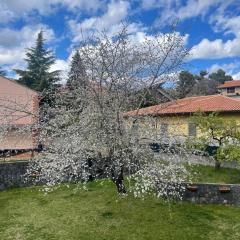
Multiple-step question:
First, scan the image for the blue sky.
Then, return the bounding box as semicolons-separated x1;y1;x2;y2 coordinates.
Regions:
1;0;240;80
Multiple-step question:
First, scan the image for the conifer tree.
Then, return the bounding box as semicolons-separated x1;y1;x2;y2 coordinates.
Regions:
67;50;87;89
15;30;60;92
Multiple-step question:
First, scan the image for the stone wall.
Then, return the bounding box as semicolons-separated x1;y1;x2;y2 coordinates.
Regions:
1;161;240;206
0;161;29;190
183;183;240;205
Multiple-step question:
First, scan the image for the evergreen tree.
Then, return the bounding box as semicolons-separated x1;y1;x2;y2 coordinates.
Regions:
14;30;60;92
193;70;218;96
0;67;6;76
209;69;233;84
67;50;87;89
176;71;196;98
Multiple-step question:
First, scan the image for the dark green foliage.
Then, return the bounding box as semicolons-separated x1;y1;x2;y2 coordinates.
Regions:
14;31;60;92
176;71;196;98
209;69;233;84
191;112;240;169
134;88;159;108
199;70;208;78
193;70;218;96
175;69;231;98
67;50;87;89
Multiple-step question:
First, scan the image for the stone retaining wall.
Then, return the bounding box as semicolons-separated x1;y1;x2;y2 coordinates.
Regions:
0;161;29;190
183;183;240;205
1;162;240;206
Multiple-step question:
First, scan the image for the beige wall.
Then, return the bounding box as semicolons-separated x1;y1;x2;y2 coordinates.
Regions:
219;86;240;97
0;76;38;125
0;77;39;150
129;113;240;143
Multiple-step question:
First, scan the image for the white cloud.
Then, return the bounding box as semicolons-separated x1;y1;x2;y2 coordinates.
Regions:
177;0;223;20
55;0;105;13
190;37;240;59
144;0;224;26
208;62;239;74
50;59;70;83
68;1;136;42
143;0;237;40
232;72;240;80
0;25;55;65
141;0;180;11
0;0;104;23
0;0;54;23
210;10;240;37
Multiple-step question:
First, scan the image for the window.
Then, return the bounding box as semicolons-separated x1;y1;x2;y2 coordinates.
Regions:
160;123;168;136
227;87;235;93
188;123;196;137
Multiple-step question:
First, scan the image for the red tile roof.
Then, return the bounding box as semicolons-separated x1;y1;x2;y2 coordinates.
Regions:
124;95;240;117
217;80;240;89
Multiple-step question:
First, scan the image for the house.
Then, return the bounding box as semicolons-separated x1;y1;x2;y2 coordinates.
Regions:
0;76;39;157
217;80;240;98
124;95;240;143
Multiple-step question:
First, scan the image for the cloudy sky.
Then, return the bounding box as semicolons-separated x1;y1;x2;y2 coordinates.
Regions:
1;0;240;79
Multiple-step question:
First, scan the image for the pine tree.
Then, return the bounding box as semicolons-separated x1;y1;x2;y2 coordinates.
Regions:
0;67;6;76
209;69;233;84
67;50;87;89
14;30;60;92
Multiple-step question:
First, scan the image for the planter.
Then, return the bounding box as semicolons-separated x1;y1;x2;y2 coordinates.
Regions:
219;186;231;193
187;185;198;192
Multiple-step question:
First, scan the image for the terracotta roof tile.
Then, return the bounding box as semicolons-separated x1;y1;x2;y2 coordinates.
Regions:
217;80;240;89
124;95;240;117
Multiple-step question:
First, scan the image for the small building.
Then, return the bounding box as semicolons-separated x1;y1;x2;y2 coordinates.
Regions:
124;95;240;143
0;76;39;157
217;80;240;98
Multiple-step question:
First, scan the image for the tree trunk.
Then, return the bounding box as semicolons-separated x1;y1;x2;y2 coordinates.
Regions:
111;166;127;194
215;160;221;170
115;177;127;194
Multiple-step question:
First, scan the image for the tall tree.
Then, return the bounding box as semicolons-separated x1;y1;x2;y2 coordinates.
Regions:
28;26;190;196
199;70;208;79
176;71;196;98
209;69;233;84
193;70;218;96
67;50;87;89
191;112;240;169
0;67;6;76
15;30;60;92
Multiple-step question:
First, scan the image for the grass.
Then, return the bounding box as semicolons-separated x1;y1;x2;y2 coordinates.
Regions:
1;181;240;240
190;164;240;184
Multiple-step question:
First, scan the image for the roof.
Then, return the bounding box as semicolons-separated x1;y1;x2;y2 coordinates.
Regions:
217;80;240;89
124;95;240;117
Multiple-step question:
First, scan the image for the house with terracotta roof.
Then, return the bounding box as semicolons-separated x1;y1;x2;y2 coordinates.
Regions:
0;76;39;157
217;80;240;98
124;95;240;142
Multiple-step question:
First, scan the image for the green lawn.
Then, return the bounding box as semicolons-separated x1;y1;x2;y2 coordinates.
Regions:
1;181;240;240
190;164;240;184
